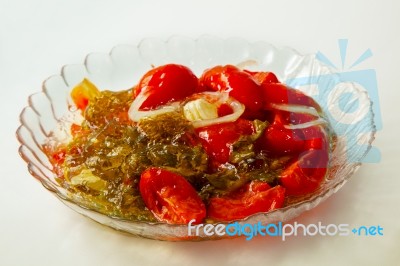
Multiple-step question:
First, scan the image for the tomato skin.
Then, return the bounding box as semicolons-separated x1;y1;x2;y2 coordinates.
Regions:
197;65;236;92
279;125;329;196
135;64;198;110
259;124;305;156
198;65;263;113
207;182;285;221
261;83;321;113
284;112;318;125
244;70;279;85
196;119;254;164
217;103;233;117
257;112;305;156
302;125;329;151
279;149;328;196
139;167;206;224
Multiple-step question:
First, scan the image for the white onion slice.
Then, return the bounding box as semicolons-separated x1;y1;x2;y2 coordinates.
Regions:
191;98;245;128
128;87;179;122
270;103;327;129
284;118;327;130
129;88;245;127
270;103;320;117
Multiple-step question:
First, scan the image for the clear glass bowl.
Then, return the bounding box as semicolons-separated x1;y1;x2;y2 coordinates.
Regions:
16;36;376;241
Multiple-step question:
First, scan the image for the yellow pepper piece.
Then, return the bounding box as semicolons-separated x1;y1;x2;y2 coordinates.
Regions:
71;78;100;110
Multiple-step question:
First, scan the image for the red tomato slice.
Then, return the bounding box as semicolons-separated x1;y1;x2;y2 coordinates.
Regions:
217;103;234;117
134;64;198;110
279;149;328;196
272;111;318;126
279;125;329;196
198;65;263;113
261;83;322;113
207;182;285;221
302;125;329;151
139;167;206;224
196;119;254;164
257;112;305;156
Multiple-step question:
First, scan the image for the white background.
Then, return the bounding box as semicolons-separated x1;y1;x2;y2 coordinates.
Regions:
1;0;399;265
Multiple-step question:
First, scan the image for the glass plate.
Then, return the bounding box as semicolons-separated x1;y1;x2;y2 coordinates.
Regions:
16;35;376;241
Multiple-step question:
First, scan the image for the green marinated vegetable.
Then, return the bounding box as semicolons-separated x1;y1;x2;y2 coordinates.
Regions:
56;90;213;221
48;88;290;220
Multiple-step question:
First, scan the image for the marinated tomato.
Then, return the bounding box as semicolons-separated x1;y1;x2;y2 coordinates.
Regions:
198;65;263;113
208;182;285;221
140;168;206;224
134;64;198;110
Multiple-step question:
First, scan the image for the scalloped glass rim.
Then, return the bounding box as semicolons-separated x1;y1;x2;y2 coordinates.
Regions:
17;35;376;241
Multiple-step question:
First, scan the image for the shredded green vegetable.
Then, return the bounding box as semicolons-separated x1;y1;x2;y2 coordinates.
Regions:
50;90;289;221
